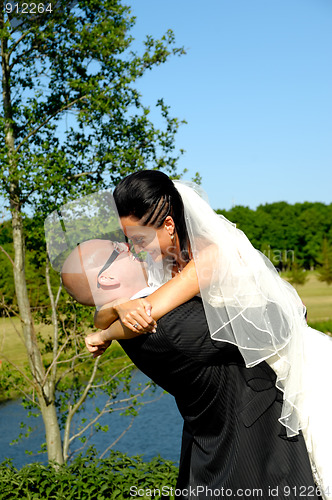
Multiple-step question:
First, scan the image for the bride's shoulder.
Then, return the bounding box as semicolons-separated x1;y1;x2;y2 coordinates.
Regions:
190;237;219;259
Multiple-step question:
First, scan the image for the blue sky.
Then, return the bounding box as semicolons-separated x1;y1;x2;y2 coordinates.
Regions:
128;0;332;210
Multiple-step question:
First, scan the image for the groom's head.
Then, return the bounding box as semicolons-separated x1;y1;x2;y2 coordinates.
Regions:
61;239;147;306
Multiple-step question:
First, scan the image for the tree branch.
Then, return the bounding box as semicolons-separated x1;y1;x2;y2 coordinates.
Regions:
8;27;34;60
72;357;100;415
64;377;154;455
55;351;88;366
0;298;25;342
0;352;36;389
54;353;92;390
104;385;151;411
45;258;60;388
67;388;147;447
0;245;14;266
15;94;89;153
63;356;100;460
69;426;94;460
15;385;41;409
91;362;134;389
69;171;96;179
99;416;135;459
55;282;62;309
42;334;75;387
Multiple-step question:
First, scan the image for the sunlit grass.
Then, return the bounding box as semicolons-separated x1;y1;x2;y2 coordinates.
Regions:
0;317;54;368
286;272;332;323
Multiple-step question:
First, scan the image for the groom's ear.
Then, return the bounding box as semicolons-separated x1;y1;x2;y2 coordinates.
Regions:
164;216;175;236
97;271;120;287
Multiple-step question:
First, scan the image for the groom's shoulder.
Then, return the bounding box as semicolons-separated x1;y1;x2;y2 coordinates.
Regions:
164;295;204;315
157;296;207;331
156;297;237;361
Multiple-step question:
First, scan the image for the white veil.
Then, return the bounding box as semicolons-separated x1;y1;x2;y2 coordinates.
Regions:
174;180;308;437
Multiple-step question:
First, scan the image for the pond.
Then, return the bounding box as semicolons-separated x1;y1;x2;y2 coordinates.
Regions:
0;372;183;468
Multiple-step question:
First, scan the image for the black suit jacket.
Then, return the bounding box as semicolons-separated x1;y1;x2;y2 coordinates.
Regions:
120;298;318;499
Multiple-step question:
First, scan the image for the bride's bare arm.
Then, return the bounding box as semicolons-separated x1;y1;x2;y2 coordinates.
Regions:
94;296;157;331
92;261;199;336
94;297;130;330
87;266;199;349
85;246;218;353
114;244;218;332
85;323;139;358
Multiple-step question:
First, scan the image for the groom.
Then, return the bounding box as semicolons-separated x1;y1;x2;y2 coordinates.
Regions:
61;240;320;499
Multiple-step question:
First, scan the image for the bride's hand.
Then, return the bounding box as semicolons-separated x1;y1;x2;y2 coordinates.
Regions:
85;331;112;358
114;298;157;333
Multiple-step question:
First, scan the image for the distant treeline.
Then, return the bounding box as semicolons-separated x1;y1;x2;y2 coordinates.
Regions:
216;201;332;271
1;201;332;311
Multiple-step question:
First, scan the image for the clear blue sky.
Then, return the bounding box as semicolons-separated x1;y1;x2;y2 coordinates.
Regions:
128;0;332;210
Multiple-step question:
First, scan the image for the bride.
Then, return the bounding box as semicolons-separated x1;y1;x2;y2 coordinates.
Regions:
89;169;331;499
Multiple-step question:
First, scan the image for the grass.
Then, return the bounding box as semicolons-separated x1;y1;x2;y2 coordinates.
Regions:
286;272;332;323
0;317;51;368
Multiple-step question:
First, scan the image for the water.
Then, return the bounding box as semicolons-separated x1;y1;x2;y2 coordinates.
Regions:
0;372;183;468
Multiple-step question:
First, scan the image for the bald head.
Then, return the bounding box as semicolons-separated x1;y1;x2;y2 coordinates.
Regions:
61;239;147;307
61;241;96;305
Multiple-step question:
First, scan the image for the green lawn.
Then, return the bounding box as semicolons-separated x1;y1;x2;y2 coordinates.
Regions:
288;272;332;323
0;317;53;368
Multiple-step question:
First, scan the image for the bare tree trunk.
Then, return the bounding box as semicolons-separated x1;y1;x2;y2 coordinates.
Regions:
40;399;64;464
11;209;64;465
1;32;64;465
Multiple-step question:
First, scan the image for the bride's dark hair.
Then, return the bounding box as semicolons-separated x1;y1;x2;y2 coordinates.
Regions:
113;170;190;262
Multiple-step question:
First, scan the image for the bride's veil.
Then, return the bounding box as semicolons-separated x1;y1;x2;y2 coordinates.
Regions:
174;180;308;437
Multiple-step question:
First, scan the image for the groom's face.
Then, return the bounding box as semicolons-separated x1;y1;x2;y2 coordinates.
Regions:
61;239;148;306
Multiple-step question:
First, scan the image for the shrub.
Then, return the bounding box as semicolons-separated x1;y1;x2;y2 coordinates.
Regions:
0;449;179;499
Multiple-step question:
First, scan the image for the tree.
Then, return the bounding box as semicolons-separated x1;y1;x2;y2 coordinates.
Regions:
287;257;308;287
0;0;185;464
317;238;332;285
217;202;332;273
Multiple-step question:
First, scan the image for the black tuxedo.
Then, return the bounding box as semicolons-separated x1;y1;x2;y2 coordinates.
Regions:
119;297;318;499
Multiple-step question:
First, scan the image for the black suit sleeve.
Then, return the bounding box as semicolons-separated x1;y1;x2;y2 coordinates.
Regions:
156;297;244;365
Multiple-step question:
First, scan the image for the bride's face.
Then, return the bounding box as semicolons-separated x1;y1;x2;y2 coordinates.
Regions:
120;215;176;262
